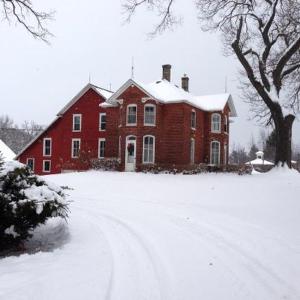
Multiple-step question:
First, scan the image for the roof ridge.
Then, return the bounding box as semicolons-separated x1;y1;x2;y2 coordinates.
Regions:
91;84;114;93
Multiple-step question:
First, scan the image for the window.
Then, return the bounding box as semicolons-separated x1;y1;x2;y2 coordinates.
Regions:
211;113;221;133
43;138;52;156
127;105;137;125
118;136;122;158
210;141;220;165
43;160;51;172
144;105;156;125
98;138;106;159
224;144;228;165
143;135;155;164
99;113;106;131
224;116;228;133
190;138;195;164
26;158;34;171
191;110;196;129
71;139;81;158
73;114;82;132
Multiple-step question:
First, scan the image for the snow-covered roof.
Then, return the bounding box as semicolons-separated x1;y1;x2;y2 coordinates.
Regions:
58;83;113;116
93;86;114;100
106;79;237;117
0;139;16;161
245;158;274;166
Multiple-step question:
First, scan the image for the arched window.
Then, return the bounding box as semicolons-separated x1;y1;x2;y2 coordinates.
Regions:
143;135;155;163
127;104;137;125
144;104;156;125
210;141;220;165
211;113;221;133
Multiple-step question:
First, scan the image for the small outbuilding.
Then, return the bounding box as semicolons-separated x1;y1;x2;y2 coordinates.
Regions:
0;139;16;162
245;151;274;172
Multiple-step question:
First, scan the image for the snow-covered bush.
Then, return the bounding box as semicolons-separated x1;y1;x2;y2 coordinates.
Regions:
0;160;68;251
91;158;121;171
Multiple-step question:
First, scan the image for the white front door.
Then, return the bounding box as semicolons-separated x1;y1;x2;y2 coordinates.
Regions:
125;137;136;171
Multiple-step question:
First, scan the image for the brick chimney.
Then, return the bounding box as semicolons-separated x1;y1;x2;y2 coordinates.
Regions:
181;74;189;92
162;64;171;82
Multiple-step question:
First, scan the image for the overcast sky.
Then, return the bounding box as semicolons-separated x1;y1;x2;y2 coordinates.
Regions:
1;0;299;150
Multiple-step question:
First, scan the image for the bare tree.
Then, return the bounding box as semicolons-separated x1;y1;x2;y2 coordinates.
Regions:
1;0;53;41
123;0;300;167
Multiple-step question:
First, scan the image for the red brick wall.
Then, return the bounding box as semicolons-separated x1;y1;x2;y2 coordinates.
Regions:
18;88;106;174
103;85;230;171
204;105;230;165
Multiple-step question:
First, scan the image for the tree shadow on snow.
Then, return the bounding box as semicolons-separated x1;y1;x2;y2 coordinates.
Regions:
1;217;70;258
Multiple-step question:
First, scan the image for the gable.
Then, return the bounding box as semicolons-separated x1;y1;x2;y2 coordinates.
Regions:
16;84;110;159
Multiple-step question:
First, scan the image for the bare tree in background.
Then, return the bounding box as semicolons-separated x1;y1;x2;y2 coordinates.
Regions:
123;0;300;167
1;0;53;41
0;115;43;153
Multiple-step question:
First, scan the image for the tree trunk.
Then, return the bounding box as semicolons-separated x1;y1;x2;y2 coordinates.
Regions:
274;115;295;167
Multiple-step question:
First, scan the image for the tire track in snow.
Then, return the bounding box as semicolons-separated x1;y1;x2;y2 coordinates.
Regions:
170;215;300;300
74;204;173;300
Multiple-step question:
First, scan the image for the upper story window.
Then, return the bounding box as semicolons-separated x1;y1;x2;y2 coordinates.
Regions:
210;141;220;165
191;110;196;129
43;138;52;156
127;105;137;125
71;138;81;158
99;113;106;131
211;113;221;133
144;104;156;126
73;114;82;132
224;116;228;133
143;135;155;164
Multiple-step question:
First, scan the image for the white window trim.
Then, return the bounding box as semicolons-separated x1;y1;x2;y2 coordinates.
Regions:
210;141;221;165
224;115;228;134
72;114;82;132
190;138;195;164
126;104;137;126
144;104;156;126
118;136;122;158
99;113;106;131
43;160;51;173
224;144;228;165
71;138;81;158
43;138;52;157
26;158;35;171
98;138;106;159
211;113;221;133
142;135;155;164
191;110;196;130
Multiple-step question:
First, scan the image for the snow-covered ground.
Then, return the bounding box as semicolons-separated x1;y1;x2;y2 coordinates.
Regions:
0;139;15;161
1;170;300;300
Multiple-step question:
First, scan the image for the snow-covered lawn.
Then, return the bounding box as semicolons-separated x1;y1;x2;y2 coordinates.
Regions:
1;170;300;300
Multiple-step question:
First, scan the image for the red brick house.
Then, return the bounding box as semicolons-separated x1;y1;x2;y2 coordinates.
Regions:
16;65;237;174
